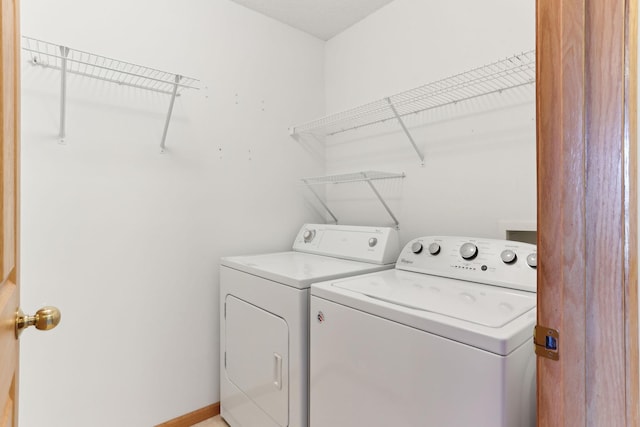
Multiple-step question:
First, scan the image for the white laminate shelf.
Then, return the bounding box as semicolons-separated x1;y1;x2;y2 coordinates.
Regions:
22;36;200;150
301;171;405;228
289;50;535;164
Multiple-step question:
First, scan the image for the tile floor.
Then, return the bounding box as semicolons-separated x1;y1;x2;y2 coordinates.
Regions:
192;415;229;427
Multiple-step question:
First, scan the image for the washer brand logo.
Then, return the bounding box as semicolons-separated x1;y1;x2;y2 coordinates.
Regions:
399;258;413;264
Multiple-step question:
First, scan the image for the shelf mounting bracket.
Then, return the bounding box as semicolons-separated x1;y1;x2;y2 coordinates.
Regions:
362;172;400;228
288;127;301;142
385;97;424;165
301;171;404;229
302;179;339;224
160;74;182;152
59;45;70;141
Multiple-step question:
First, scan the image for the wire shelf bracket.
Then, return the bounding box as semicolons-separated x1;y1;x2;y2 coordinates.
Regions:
160;74;181;152
22;36;200;150
289;50;535;165
59;46;69;140
301;180;339;224
386;97;424;164
301;171;405;228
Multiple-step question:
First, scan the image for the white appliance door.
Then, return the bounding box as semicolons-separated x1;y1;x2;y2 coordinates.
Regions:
310;296;535;427
226;295;289;427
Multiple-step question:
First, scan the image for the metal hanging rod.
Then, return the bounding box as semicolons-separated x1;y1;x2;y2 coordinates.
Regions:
22;36;200;150
289;50;535;164
301;171;405;228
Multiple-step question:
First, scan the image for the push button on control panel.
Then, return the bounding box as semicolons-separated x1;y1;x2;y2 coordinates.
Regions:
368;237;378;248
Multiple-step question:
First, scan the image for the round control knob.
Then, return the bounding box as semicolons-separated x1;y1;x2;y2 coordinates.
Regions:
526;253;537;268
460;242;478;260
411;242;423;254
428;242;441;255
368;237;378;248
303;229;315;243
500;249;517;264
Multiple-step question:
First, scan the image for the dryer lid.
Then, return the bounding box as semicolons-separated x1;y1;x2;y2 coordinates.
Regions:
333;271;535;328
221;252;391;289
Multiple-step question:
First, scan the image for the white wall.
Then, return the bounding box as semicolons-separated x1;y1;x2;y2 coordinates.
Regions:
19;1;324;426
19;0;537;424
323;0;536;245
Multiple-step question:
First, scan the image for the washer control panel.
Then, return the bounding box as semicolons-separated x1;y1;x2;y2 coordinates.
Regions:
396;236;537;292
293;224;400;265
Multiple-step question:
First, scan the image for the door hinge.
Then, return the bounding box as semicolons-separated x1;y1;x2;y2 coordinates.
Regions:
224;303;226;318
224;352;227;368
533;325;559;360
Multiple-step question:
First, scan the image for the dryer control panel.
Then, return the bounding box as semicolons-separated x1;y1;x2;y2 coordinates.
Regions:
293;224;399;265
396;236;537;292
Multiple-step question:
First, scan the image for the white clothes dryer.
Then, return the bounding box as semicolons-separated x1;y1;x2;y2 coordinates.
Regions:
220;224;400;427
310;236;538;427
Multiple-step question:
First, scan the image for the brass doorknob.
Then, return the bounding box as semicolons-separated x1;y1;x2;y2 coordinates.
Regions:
15;306;61;338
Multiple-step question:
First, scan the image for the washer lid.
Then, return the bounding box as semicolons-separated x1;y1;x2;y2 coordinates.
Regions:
221;252;392;289
333;271;534;328
312;269;536;355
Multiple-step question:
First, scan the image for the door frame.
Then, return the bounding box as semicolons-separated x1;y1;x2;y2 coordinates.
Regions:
0;0;21;425
536;0;639;425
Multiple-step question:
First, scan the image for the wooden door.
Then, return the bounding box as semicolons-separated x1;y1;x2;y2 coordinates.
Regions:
0;0;20;425
536;0;638;425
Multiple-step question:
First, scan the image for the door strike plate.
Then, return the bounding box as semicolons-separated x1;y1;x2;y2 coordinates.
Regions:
533;325;559;360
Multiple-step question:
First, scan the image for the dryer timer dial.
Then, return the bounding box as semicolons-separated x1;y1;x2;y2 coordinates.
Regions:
303;229;316;243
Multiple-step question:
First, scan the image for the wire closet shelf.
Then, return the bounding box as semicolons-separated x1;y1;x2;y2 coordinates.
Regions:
290;50;535;137
22;36;199;95
301;171;405;228
289;50;535;163
22;36;200;150
302;171;405;185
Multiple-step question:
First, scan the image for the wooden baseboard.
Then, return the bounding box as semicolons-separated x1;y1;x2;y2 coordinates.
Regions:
155;402;220;427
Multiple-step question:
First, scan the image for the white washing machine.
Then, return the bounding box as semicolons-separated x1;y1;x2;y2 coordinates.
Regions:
220;224;400;427
310;236;537;427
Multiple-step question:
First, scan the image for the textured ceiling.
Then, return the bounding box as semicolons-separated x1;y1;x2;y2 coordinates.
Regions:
229;0;395;40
